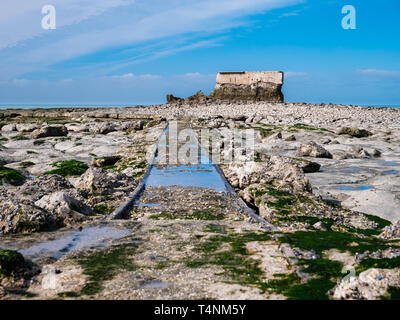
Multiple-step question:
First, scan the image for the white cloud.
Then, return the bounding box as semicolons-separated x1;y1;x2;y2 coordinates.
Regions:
107;73;161;79
0;0;303;80
279;12;299;18
0;0;134;48
109;73;135;79
184;72;202;77
285;71;308;78
356;69;400;78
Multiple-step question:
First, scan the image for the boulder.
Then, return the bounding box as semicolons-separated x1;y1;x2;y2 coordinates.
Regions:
17;174;73;201
91;156;121;167
65;123;90;132
1;124;16;132
379;221;400;240
73;167;134;193
337;127;372;138
313;221;327;231
166;94;184;104
298;142;332;159
294;159;321;173
16;123;40;133
222;155;311;193
31;125;68;139
0;199;64;234
35;191;92;216
285;134;296;142
117;121;144;131
89;122;116;134
0;250;34;279
185;90;208;103
332;268;400;300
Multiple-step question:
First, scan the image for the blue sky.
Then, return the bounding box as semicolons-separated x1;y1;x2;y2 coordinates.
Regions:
0;0;399;106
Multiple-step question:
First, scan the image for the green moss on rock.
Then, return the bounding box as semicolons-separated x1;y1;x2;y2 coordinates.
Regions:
44;160;88;177
0;166;26;185
78;243;137;296
0;250;27;277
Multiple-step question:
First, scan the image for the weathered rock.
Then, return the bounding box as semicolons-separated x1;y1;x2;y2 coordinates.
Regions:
332;268;400;300
313;221;327;231
298;142;332;159
337;127;372;138
349;145;363;154
73;167;135;194
284;134;296;141
16;174;73;201
372;149;382;158
117;120;144;131
16;123;40;133
359;149;371;158
0;157;12;166
65;123;90;132
35;191;92;216
294;159;321;173
1;124;16;132
166;94;184;104
379;221;400;240
222;155;311;193
0;250;36;281
89;122;116;134
0;199;64;234
31;125;68;139
91;156;121;167
186;90;208;103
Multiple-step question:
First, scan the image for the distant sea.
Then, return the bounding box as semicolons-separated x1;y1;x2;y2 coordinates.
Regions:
0;104;145;110
0;104;399;110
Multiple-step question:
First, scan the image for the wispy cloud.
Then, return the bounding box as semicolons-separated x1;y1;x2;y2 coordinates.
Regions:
356;69;400;78
107;73;162;80
0;0;303;80
279;12;299;18
0;0;134;49
285;71;308;78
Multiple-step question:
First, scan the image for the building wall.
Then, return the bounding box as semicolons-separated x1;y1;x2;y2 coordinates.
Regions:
216;71;283;86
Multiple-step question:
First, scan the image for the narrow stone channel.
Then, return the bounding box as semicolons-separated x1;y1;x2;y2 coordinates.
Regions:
132;122;245;220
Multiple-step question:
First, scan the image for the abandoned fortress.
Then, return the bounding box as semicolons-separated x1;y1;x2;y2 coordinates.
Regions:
167;71;284;103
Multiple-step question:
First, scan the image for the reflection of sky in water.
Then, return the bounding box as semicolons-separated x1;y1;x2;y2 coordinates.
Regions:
145;128;228;192
382;170;400;176
337;186;373;191
146;164;227;192
17;226;130;260
379;161;399;167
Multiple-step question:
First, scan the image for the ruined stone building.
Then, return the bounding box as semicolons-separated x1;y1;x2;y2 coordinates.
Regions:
210;71;284;102
167;71;284;103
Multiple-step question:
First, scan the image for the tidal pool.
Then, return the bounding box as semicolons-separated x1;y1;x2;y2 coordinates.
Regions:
379;161;400;167
1;226;130;262
337;186;373;191
144;126;228;193
382;170;400;176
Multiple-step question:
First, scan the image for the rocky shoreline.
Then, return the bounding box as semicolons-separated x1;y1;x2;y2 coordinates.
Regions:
1;101;400;300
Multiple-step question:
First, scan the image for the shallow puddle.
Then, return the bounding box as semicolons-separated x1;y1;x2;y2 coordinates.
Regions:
336;185;373;191
142;125;228;193
382;170;400;176
1;226;130;262
379;161;400;167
